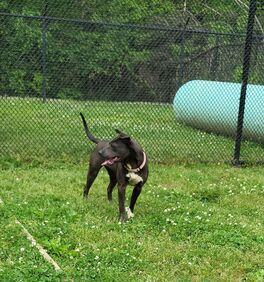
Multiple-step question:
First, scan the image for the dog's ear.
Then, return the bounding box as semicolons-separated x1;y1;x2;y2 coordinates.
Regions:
115;129;124;134
115;129;130;140
120;134;131;141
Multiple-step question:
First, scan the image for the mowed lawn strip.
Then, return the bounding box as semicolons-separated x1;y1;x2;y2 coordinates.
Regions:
0;158;264;281
1;97;264;163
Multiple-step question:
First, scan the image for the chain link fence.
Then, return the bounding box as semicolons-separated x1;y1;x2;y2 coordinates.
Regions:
0;1;264;164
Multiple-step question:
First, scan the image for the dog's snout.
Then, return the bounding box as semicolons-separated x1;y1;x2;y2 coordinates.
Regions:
98;148;108;158
98;146;113;158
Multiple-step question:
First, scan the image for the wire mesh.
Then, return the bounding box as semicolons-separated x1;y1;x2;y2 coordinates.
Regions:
0;1;264;164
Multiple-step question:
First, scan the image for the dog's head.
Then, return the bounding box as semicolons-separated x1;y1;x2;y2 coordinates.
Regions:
99;129;136;166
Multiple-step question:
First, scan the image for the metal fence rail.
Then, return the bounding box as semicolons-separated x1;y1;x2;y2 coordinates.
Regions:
0;0;264;164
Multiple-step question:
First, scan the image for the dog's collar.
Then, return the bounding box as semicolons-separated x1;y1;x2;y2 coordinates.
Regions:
125;152;146;173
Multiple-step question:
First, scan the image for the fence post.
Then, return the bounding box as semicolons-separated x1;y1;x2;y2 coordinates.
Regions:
233;0;257;166
41;3;47;102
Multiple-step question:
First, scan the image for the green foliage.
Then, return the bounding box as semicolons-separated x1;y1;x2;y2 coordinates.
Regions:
57;88;82;100
29;72;43;96
0;1;262;100
233;65;243;82
8;70;27;96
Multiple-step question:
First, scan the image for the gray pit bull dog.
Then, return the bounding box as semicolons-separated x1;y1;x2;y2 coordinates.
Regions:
80;113;149;222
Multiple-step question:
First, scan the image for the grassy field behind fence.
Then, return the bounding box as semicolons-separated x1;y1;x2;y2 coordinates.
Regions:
1;97;264;164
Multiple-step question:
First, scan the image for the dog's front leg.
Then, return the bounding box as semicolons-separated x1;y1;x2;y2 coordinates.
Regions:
129;182;143;216
118;183;127;223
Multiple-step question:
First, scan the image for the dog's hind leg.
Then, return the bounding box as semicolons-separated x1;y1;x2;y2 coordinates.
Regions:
105;167;117;202
83;165;101;199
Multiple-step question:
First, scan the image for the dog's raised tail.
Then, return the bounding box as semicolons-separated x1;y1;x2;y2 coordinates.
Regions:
80;113;100;144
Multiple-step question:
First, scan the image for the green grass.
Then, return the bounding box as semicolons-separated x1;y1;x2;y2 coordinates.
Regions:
1;97;264;164
0;158;264;281
0;97;264;280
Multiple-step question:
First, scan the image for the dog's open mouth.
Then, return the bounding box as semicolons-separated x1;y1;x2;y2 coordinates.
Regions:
101;156;120;166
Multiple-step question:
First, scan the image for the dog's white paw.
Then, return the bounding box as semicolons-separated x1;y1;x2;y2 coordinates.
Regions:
126;207;134;219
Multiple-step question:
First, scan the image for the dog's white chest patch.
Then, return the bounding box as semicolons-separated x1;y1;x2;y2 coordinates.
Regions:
126;164;143;186
126;172;143;186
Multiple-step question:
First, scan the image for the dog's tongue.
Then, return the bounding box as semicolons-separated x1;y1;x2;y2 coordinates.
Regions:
101;157;119;166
